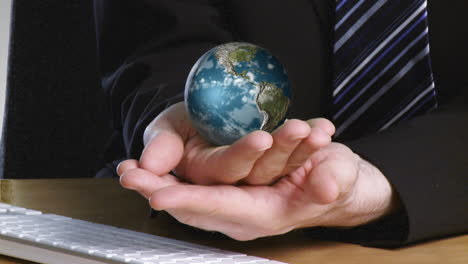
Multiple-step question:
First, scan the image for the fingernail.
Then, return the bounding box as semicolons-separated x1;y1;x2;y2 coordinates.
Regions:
258;144;273;152
116;162;125;177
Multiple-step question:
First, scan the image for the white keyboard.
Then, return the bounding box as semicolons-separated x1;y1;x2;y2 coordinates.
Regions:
0;203;286;264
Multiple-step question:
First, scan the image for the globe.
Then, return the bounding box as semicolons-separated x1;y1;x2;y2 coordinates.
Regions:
185;42;291;146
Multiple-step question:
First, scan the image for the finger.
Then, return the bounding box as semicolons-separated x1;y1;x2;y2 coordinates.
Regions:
281;126;332;175
245;119;311;185
306;118;336;136
280;118;335;176
149;184;279;228
120;168;180;199
140;129;185;177
116;159;139;176
140;103;190;177
150;185;224;213
143;102;191;145
205;130;273;184
149;184;265;214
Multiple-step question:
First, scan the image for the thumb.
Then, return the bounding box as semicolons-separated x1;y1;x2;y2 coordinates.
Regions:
140;130;184;176
306;159;341;205
140;103;188;176
306;152;357;205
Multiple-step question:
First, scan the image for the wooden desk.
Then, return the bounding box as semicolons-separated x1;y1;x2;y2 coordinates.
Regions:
0;178;466;264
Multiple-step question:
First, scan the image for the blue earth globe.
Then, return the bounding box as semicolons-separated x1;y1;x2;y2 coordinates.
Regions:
185;42;291;146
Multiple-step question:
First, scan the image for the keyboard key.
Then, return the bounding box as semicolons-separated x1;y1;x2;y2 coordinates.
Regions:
0;203;12;209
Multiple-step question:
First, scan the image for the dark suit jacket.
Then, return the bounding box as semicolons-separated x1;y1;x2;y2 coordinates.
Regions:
93;0;468;247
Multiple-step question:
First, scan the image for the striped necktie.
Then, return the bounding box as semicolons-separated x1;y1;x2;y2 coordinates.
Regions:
331;0;438;139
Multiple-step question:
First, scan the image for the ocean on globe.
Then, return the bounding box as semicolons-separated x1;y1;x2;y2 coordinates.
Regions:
185;42;291;146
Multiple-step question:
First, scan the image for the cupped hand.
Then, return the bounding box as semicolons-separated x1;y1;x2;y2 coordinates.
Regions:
138;102;334;185
118;142;397;241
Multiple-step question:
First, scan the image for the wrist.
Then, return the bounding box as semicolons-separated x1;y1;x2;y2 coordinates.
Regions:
342;158;398;226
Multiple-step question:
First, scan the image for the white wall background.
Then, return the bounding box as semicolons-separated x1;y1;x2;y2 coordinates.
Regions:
0;0;12;140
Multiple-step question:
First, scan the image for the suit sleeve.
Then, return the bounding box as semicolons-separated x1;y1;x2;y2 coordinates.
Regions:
93;0;233;161
341;97;468;247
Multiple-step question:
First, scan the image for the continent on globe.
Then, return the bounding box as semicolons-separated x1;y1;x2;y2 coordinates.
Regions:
185;42;291;146
256;82;290;132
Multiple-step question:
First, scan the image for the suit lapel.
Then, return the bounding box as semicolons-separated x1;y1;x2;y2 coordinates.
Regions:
310;0;333;31
309;0;334;116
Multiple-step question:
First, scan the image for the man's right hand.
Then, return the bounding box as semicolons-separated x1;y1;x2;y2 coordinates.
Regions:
126;102;334;185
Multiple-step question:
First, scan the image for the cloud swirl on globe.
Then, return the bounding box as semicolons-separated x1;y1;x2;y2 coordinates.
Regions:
185;42;291;146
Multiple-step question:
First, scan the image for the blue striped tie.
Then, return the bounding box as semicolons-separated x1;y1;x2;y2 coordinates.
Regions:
332;0;438;139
